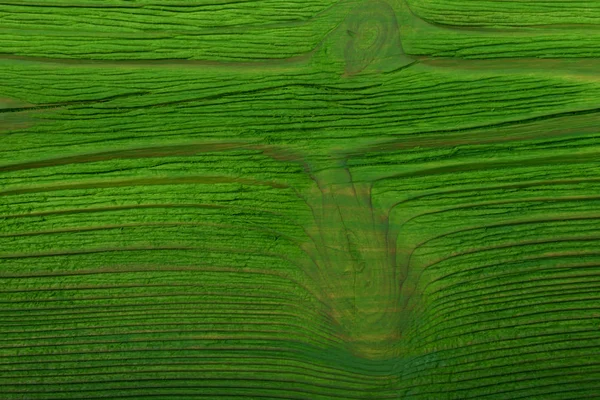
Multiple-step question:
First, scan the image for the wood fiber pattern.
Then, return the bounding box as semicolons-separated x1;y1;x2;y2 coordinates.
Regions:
1;0;600;398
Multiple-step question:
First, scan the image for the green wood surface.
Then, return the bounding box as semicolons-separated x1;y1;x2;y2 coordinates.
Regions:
1;0;600;398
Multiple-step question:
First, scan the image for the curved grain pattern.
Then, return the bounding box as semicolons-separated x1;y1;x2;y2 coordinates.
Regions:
343;0;407;76
1;0;600;398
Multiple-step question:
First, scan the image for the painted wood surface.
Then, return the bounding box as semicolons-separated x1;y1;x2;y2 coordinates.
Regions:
1;0;600;398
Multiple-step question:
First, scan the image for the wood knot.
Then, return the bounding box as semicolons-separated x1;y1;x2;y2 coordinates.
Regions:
344;1;401;75
343;0;408;76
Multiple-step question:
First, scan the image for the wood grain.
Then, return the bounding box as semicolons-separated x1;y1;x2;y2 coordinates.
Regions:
1;0;600;398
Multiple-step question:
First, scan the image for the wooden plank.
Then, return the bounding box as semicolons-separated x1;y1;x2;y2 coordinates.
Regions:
1;0;599;398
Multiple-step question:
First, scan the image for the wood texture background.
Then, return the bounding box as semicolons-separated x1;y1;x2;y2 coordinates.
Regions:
1;0;600;398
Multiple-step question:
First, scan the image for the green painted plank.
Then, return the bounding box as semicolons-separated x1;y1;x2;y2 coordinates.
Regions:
1;0;599;398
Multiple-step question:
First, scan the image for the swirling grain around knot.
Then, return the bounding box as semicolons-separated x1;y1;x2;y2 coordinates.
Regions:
344;0;402;76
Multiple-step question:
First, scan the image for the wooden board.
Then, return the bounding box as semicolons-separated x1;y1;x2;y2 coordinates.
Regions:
1;0;600;398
